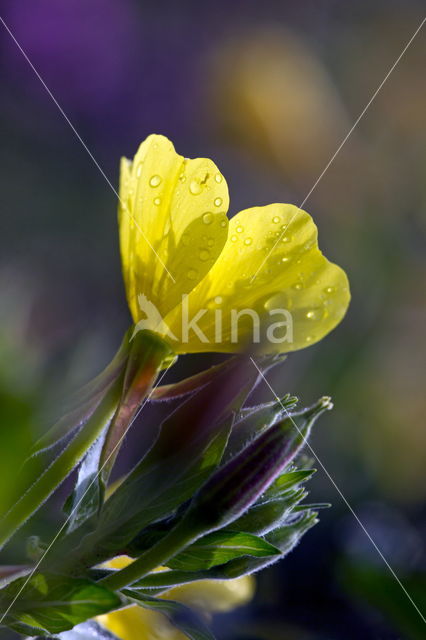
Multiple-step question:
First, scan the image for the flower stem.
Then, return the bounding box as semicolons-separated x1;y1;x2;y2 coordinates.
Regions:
100;517;202;591
0;379;122;550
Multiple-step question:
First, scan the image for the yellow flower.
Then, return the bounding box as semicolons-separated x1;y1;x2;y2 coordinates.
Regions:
97;556;254;640
119;134;349;353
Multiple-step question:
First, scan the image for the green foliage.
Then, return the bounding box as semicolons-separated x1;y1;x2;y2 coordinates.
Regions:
1;573;121;635
0;336;330;639
167;530;281;571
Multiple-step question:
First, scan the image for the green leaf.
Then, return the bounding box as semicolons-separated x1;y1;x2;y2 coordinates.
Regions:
1;572;121;635
122;590;216;640
97;418;233;556
184;399;331;533
261;469;316;502
80;358;260;562
167;530;281;571
230;488;307;535
127;512;319;592
64;428;108;532
222;394;298;464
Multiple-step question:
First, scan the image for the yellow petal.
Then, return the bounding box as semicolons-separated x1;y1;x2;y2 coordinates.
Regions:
165;575;255;613
119;135;229;324
98;605;184;640
98;556;253;638
165;204;350;353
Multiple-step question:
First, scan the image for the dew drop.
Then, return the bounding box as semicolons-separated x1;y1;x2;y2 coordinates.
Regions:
264;292;290;311
231;235;237;242
305;335;313;343
207;238;215;247
324;286;335;294
179;174;186;183
244;237;253;246
199;249;210;261
215;174;223;183
189;180;203;195
202;212;213;225
136;164;143;177
281;256;290;263
149;174;162;188
187;268;198;280
292;282;303;290
236;225;244;233
214;197;223;207
282;235;292;243
153;197;161;206
306;310;316;319
220;219;227;228
272;216;281;224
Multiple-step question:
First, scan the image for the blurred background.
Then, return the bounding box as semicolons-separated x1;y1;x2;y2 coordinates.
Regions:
0;0;425;638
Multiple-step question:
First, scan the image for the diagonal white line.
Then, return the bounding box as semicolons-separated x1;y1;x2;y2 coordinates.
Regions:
250;356;426;626
0;15;176;283
250;16;426;283
0;362;173;625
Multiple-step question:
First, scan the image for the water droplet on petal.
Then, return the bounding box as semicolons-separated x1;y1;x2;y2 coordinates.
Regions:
236;225;244;233
293;282;303;290
281;256;290;263
136;164;143;177
282;235;292;243
305;335;313;343
324;286;335;294
272;216;281;224
264;292;290;311
149;175;162;187
220;219;227;228
153;197;161;206
244;237;253;246
214;197;223;207
187;268;198;280
207;238;214;247
202;212;213;225
179;174;186;183
231;235;237;242
215;174;223;183
199;249;210;261
190;180;203;195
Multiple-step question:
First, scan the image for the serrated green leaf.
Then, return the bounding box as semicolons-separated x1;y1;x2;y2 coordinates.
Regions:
167;530;280;571
1;573;121;635
122;590;216;640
